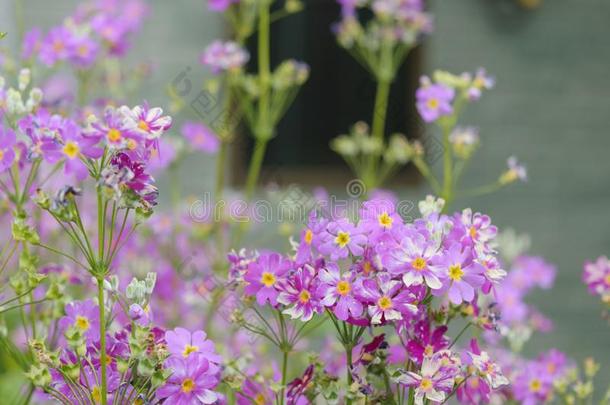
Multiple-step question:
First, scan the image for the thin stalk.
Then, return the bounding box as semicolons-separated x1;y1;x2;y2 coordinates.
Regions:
441;124;453;208
280;349;289;405
345;344;354;405
244;139;267;200
97;278;108;405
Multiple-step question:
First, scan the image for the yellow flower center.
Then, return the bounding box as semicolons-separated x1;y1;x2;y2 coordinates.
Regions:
336;280;351;296
299;290;311;303
378;212;393;228
92;386;101;403
78;44;89;56
378;296;393;310
470;377;480;388
469;226;477;239
107;128;122;143
411;257;427;271
448;264;464;281
182;344;199;357
181;378;195;393
0;150;5;161
335;231;350;248
424;344;434;357
254;393;266;405
75;315;90;331
304;229;313;245
419;378;433;390
138;120;150;132
53;40;64;52
529;378;542;392
134;399;144;405
63;141;80;159
604;273;610;286
261;272;276;288
427;98;439;109
362;261;373;275
126;138;138;150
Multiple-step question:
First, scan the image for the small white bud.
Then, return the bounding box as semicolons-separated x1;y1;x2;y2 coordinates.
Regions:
18;68;31;91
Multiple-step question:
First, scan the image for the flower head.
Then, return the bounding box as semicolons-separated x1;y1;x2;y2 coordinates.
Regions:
165;327;222;364
157;354;222;404
416;79;455;123
244;252;290;306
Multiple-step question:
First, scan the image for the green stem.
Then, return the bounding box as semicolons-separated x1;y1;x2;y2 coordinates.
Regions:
441;124;453;209
244;139;268;200
371;80;391;143
97;278;108;405
345;344;353;405
214;140;228;254
280;349;289;405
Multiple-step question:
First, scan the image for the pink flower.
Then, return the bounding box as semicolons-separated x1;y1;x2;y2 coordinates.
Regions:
406;320;449;365
157;354;221;404
181;121;220;153
316;264;363;321
319;218;367;260
395;355;455;404
244;252;290;306
0;127;16;172
120;103;172;140
358;273;418;325
278;265;321;321
165;327;222;364
58;299;100;342
432;244;485;305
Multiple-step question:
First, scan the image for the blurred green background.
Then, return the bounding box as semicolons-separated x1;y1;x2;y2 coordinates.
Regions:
2;0;608;389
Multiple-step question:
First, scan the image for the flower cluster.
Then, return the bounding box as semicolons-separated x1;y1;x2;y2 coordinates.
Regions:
228;197;511;402
583;255;610;306
200;40;250;74
32;0;149;68
416;69;494;123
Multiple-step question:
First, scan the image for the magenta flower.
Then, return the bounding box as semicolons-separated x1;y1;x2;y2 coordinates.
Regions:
416;79;455;123
157;354;221;404
87;107;141;150
81;365;120;404
39;26;73;66
316;264;363;321
120;103;172;140
244;252;290;306
43;120;103;180
383;231;443;290
583;255;610;301
468;343;509;389
395;355;455;405
358;198;401;243
359;273;418;324
432;244;485;305
102;152;158;207
512;363;554;405
406;320;449;365
0;127;16;172
181;121;220;153
67;34;99;68
165;327;221;364
200;40;249;74
278;265;321;321
452;208;497;251
319;218;367;260
58;299;100;342
236;378;275;405
208;0;239;12
295;212;328;264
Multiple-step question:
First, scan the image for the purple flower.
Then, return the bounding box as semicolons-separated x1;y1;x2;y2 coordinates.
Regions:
157;354;221;404
43;120;103;180
406;320;449;365
86;107;141;151
165;327;222;363
383;231;443;290
39;26;73;66
316;264;363;321
395;355;455;404
120;103;172;140
583;256;610;301
181;121;220;153
244;252;290;306
416;79;455;123
58;299;100;342
278;265;321;321
453;208;497;251
359;273;418;324
0;127;16;172
358;198;401;243
319;218;367;260
207;0;239;12
81;365;120;403
467;68;495;100
200;40;249;74
432;244;485;305
501;156;527;183
21;28;41;60
512;363;554;405
102;152;158;207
